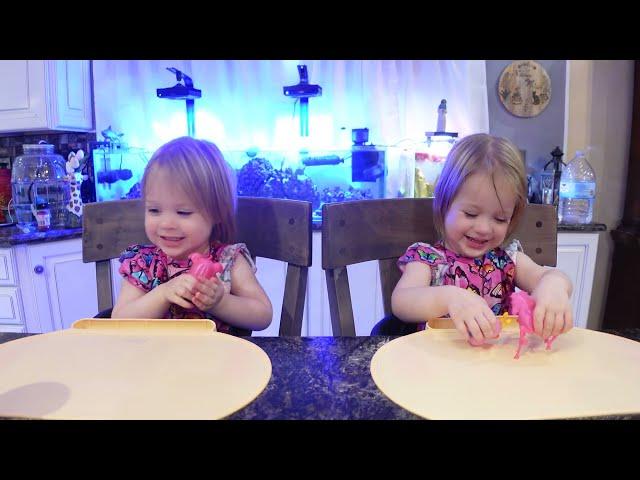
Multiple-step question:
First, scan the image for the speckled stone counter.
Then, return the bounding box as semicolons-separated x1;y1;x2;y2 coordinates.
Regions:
558;223;607;232
1;330;639;419
0;225;82;247
313;221;608;232
228;336;419;420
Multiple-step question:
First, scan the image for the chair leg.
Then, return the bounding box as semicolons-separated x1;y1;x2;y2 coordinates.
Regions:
94;308;113;318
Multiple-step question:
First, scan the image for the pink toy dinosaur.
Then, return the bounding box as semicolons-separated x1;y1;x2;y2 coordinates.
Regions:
188;252;224;280
509;290;556;359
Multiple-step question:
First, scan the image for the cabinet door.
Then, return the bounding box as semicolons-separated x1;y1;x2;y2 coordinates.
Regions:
0;286;25;331
47;60;93;131
24;238;98;332
0;60;48;132
556;233;599;329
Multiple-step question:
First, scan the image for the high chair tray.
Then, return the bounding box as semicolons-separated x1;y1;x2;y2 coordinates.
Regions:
71;317;217;333
371;327;640;419
428;315;519;330
0;318;271;419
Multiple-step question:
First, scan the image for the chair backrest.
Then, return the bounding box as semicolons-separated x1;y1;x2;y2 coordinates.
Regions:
321;198;557;336
82;196;312;335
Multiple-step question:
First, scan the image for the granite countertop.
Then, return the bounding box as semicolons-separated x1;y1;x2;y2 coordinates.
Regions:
228;336;419;420
558;222;607;232
0;225;82;247
1;329;639;420
313;221;607;232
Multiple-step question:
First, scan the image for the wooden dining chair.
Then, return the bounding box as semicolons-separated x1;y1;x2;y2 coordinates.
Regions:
82;196;312;336
321;198;557;336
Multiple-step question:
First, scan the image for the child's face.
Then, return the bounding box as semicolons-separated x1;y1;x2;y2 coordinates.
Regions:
144;168;213;260
443;171;516;258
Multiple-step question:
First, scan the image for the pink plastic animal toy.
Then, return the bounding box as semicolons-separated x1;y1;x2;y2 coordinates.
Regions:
509;290;557;359
188;253;224;280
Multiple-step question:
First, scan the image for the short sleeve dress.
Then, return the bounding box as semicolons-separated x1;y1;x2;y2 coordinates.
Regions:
397;239;523;330
118;240;256;334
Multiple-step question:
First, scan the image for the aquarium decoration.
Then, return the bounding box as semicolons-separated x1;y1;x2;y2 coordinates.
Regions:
236;156;373;214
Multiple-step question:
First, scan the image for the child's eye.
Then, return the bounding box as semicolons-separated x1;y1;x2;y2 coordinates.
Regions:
495;218;508;223
177;211;193;216
147;208;159;214
464;212;477;218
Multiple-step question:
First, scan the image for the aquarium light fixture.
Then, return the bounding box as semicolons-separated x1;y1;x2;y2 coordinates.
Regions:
157;67;202;137
283;65;322;137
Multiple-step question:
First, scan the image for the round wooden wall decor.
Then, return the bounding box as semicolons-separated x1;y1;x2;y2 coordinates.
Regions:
498;60;551;117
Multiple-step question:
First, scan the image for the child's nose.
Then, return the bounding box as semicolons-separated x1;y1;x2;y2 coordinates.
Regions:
474;216;492;234
159;214;177;229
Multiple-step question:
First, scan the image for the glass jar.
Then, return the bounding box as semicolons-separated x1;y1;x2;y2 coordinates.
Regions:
11;143;70;232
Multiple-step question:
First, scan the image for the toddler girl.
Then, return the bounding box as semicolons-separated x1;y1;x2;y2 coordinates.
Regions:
391;133;573;344
111;136;273;334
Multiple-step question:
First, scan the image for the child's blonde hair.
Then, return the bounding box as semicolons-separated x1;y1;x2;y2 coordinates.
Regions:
433;133;527;241
141;136;237;243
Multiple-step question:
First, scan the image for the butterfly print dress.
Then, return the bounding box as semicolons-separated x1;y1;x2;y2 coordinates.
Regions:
118;241;256;334
397;240;522;330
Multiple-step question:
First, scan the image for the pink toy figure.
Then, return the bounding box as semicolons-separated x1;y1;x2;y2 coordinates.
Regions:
188;252;224;280
509;290;556;359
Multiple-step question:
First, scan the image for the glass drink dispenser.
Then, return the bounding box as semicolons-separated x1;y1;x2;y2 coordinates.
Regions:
11;143;70;232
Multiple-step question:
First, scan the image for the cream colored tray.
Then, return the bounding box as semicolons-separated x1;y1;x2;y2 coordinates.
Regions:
371;328;640;420
0;319;272;420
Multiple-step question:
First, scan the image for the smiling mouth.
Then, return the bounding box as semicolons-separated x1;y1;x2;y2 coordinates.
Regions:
161;236;184;242
465;235;489;246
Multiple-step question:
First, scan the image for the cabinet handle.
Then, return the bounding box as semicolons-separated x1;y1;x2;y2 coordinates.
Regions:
34;265;44;274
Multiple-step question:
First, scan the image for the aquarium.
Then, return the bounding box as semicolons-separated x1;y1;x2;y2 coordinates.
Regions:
90;143;391;224
228;147;386;224
92;141;150;202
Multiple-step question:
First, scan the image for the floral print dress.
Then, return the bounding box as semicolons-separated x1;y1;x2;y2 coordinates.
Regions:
397;239;522;330
118;241;256;334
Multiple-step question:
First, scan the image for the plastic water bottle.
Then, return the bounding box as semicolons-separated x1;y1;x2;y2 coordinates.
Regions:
558;150;596;224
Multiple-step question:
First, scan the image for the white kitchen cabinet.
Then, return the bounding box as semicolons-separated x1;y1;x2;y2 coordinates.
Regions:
0;238;98;333
0;247;26;332
556;232;599;329
0;60;93;133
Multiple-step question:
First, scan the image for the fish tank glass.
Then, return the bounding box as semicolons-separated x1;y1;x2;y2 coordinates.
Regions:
91;143;390;224
92;142;150;202
227;147;386;224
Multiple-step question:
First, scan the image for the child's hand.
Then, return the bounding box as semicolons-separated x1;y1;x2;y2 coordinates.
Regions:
160;274;200;310
190;275;228;313
531;284;573;340
447;288;499;344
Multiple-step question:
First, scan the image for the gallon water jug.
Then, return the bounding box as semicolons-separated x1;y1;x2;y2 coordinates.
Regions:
558;150;596;224
11;143;70;232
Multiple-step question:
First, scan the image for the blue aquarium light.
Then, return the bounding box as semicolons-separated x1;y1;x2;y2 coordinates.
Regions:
283;65;322;137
